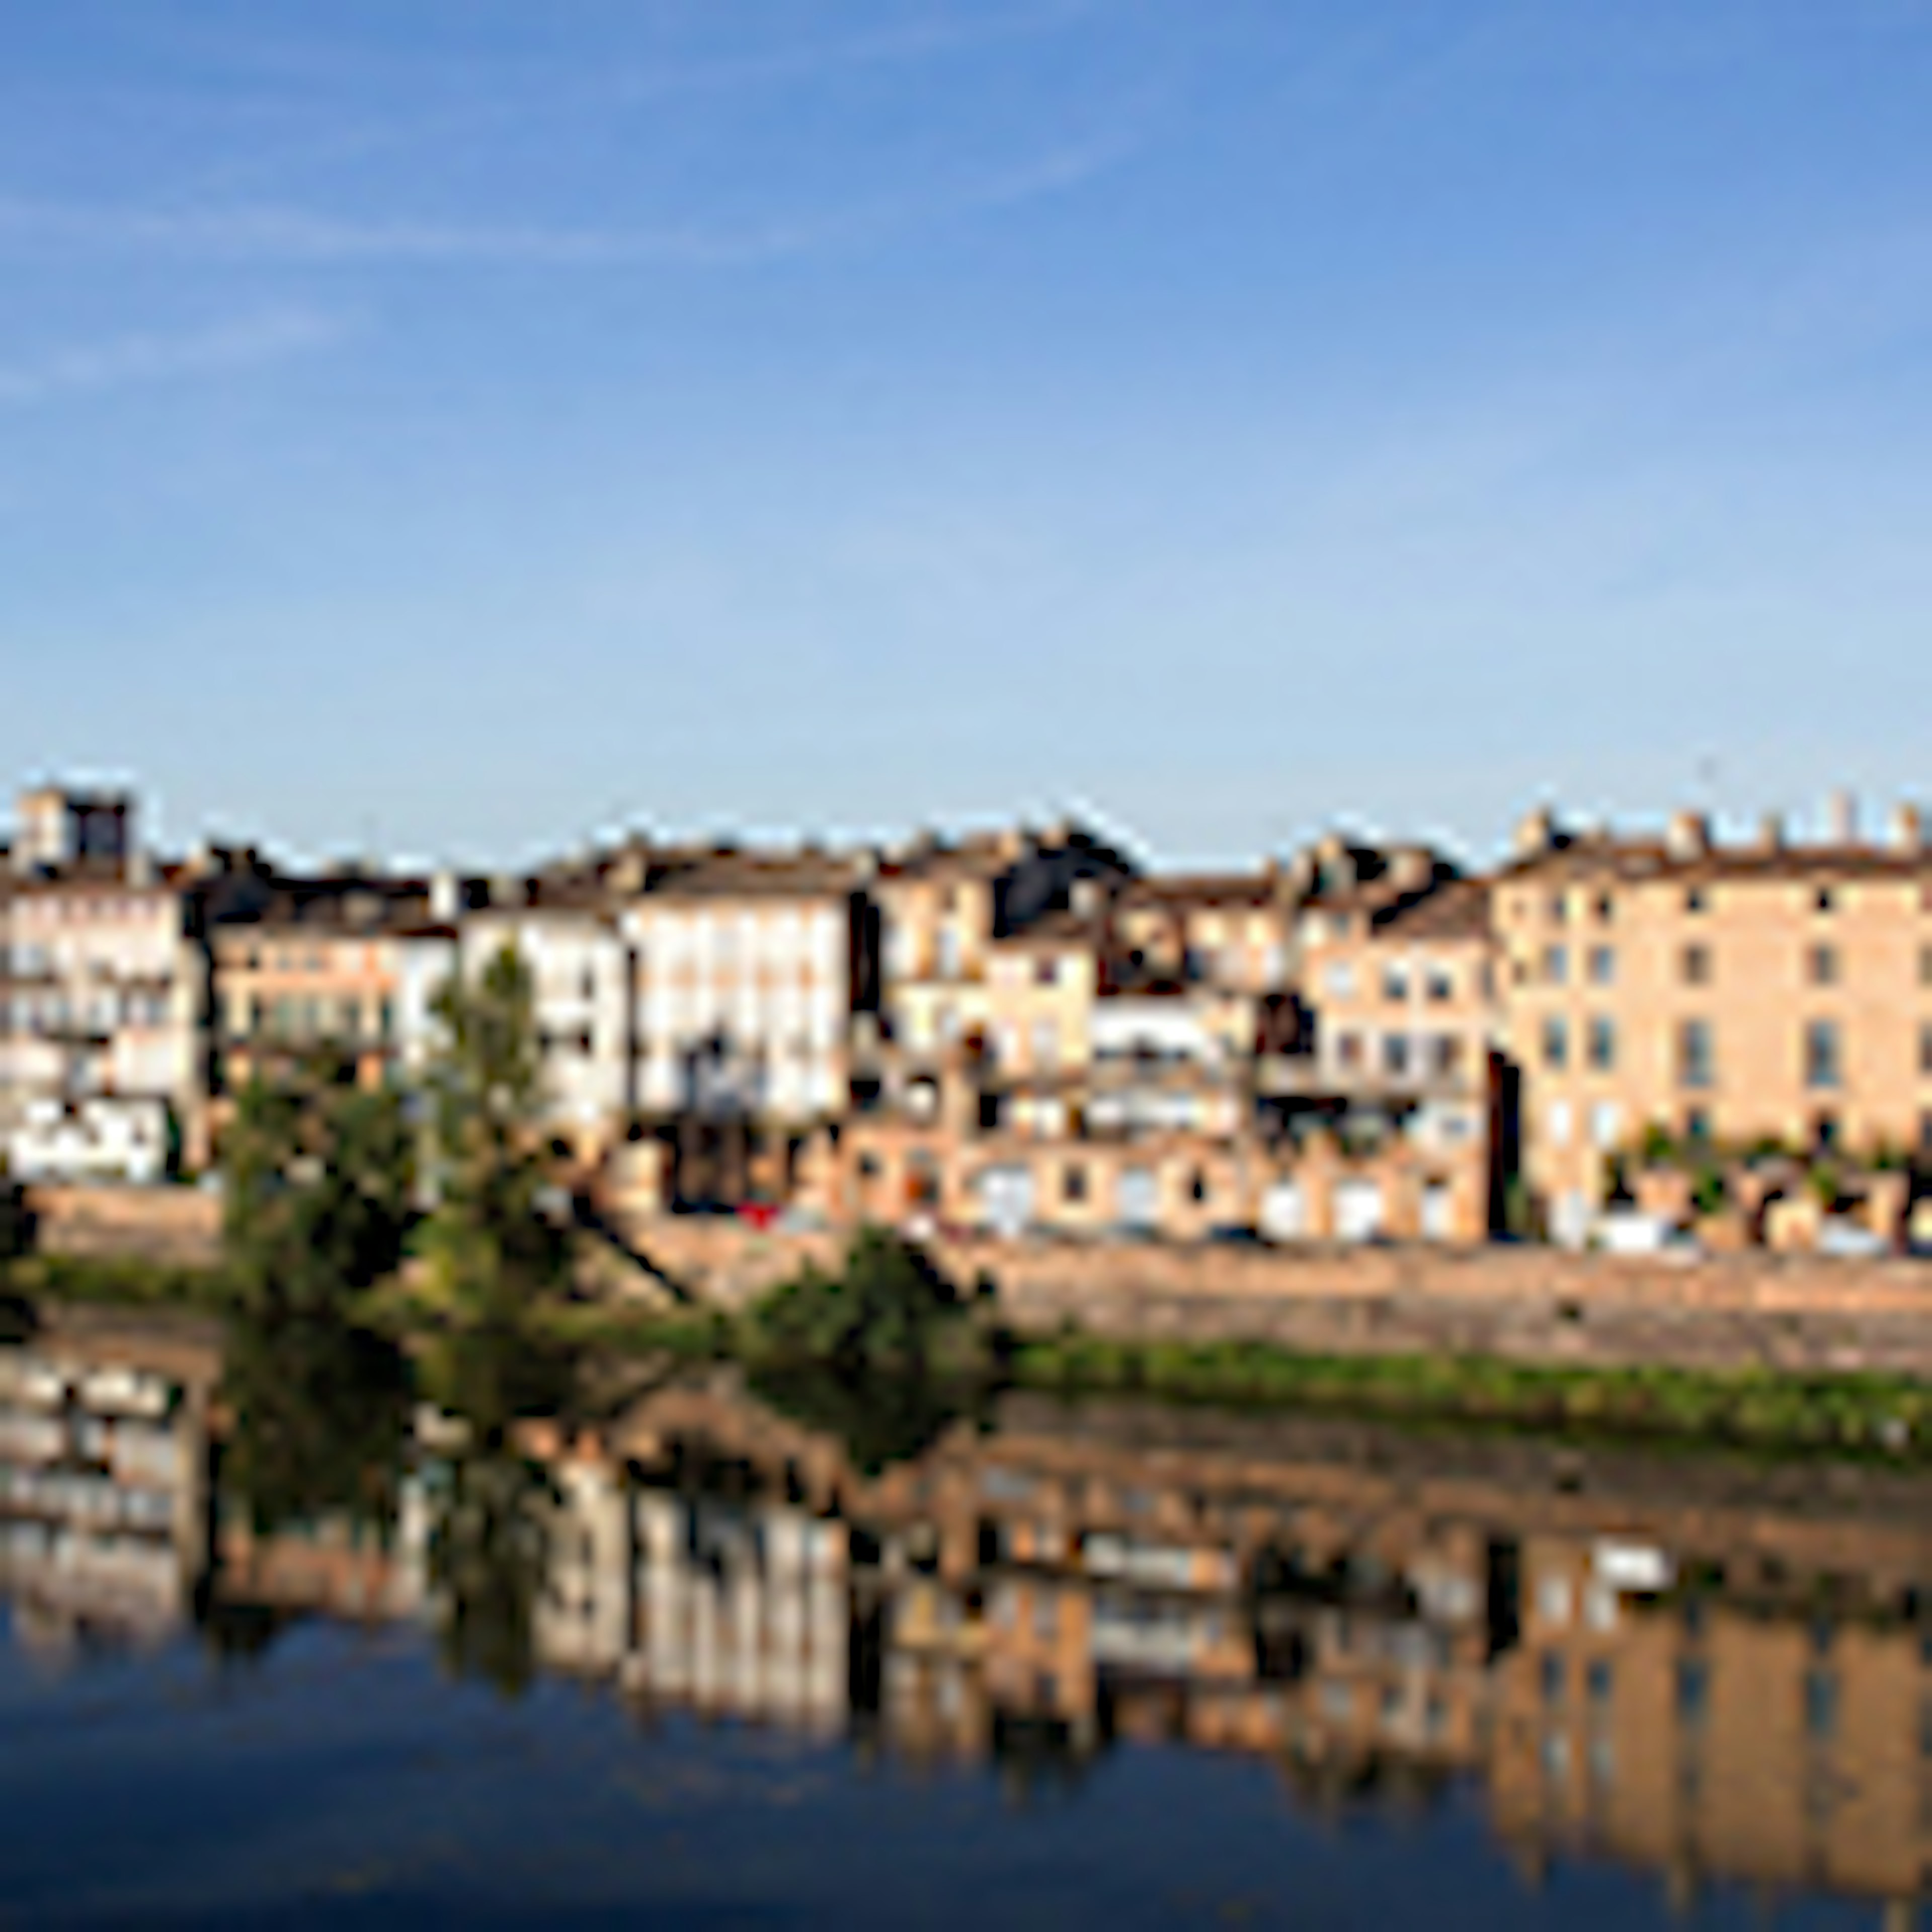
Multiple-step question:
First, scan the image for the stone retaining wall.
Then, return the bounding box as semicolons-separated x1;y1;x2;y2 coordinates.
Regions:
25;1184;224;1270
618;1217;1932;1378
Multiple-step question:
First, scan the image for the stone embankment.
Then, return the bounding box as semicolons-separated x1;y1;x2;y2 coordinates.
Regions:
24;1186;1932;1381
24;1184;223;1270
616;1215;1932;1379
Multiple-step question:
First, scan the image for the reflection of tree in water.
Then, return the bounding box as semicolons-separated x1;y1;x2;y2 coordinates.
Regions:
418;1319;579;1700
427;1436;558;1699
219;1309;412;1537
747;1367;987;1476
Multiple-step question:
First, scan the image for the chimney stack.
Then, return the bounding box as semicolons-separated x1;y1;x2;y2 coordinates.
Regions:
1512;806;1558;859
1827;789;1858;846
1665;810;1710;862
1389;848;1432;892
1755;811;1785;854
1891;801;1923;853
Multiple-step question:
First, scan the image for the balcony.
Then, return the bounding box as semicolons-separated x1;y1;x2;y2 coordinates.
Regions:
1257;1053;1477;1101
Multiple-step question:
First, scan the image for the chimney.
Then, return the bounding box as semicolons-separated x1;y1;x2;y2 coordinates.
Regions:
430;869;461;923
1890;801;1923;854
1070;876;1108;920
1755;810;1784;854
1389;848;1432;892
1512;806;1558;859
1826;789;1857;846
1665;810;1710;863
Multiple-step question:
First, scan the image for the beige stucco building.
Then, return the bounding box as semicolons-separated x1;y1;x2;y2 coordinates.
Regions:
1498;804;1932;1243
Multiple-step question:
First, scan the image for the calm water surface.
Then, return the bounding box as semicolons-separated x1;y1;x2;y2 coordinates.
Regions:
1;1309;1924;1928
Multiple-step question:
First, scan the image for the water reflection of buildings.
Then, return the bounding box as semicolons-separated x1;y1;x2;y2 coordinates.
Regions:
515;1379;1932;1917
10;1329;1932;1921
0;1315;218;1658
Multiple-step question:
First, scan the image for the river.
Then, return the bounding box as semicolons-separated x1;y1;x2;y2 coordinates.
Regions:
0;1307;1924;1927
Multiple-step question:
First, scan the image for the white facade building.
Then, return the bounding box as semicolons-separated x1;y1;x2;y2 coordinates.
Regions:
0;877;206;1173
622;874;854;1124
460;903;631;1146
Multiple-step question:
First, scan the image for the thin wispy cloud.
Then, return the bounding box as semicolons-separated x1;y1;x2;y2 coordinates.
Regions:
0;116;1151;271
155;0;1123;200
0;309;349;408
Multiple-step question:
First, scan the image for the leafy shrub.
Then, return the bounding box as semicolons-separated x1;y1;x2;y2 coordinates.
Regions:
746;1227;985;1379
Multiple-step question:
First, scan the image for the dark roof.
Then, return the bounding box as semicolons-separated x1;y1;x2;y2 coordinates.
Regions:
1121;872;1280;910
642;851;860;900
993;910;1104;949
1372;877;1493;941
1498;833;1932;887
209;875;434;937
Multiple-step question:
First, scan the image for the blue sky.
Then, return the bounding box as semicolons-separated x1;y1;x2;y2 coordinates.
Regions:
3;1;1930;871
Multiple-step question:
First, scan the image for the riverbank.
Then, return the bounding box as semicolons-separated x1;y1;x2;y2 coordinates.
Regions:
16;1204;1932;1464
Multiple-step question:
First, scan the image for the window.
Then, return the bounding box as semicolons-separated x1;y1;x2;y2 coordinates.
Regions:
1684;1106;1711;1144
1804;1668;1839;1745
1920;1110;1932;1157
1684;887;1707;914
338;998;361;1038
1594;893;1615;923
1805;1020;1841;1090
1678;1019;1714;1090
1063;1164;1086;1203
1323;960;1355;999
1425;968;1454;1002
1382;965;1410;1002
1586;1016;1616;1072
1189;1169;1208;1204
1034;955;1058;987
1383;1033;1410;1077
1921;943;1932;988
1338;1031;1363;1069
1920;1023;1932;1078
1543;943;1568;986
1808;943;1838;987
1816;887;1835;913
1031;1019;1060;1069
1541;1652;1567;1707
1675;1658;1710;1728
1681;944;1710;986
1543;1016;1569;1071
1548;892;1568;923
1431;1034;1462;1077
1587;945;1615;986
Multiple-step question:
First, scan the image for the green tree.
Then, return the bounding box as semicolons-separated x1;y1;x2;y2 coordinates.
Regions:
221;1051;414;1317
413;945;569;1325
746;1227;985;1380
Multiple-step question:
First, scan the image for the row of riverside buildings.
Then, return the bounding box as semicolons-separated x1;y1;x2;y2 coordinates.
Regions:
7;778;1932;1252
